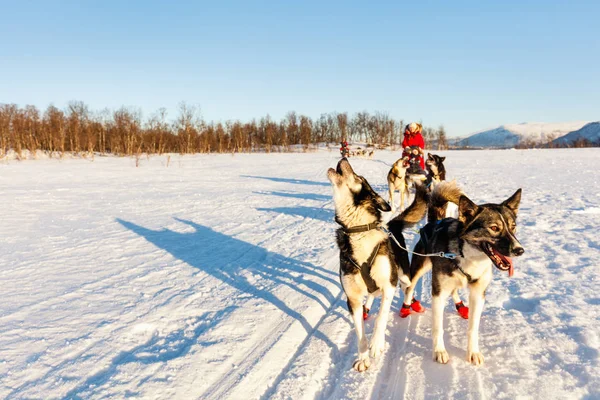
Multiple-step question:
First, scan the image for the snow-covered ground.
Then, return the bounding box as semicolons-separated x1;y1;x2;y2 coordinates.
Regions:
1;148;599;399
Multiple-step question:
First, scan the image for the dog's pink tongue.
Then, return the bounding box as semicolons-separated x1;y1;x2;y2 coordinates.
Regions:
497;252;514;277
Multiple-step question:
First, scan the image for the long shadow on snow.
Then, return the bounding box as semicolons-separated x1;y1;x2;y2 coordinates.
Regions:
117;218;344;397
117;217;339;330
63;308;236;399
254;190;331;202
257;206;334;223
241;175;329;186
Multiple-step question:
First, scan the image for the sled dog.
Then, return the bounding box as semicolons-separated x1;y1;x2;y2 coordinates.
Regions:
402;181;524;365
328;158;427;372
387;156;411;212
425;153;446;189
424;153;458;219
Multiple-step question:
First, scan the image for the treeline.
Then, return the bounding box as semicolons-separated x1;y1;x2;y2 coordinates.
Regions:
0;102;450;157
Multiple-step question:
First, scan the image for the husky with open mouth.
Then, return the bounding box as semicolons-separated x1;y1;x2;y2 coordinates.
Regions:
402;181;524;365
387;156;411;212
327;158;427;372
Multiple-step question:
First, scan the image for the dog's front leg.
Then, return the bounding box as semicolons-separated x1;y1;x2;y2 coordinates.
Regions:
349;297;370;372
432;290;450;363
466;270;491;365
370;286;393;358
399;186;405;211
389;186;395;212
467;288;485;365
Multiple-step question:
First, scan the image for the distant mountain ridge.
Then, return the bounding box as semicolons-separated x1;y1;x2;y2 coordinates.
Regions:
457;121;596;148
551;122;600;146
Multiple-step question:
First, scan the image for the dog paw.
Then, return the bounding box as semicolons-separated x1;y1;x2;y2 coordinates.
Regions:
434;350;450;364
455;301;469;319
410;299;425;313
468;351;484;366
369;338;385;358
352;357;371;372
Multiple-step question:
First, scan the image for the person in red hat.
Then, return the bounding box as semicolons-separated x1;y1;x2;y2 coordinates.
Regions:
402;122;425;170
340;140;350;157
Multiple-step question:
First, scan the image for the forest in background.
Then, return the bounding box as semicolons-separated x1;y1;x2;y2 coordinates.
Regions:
0;102;451;158
1;102;594;159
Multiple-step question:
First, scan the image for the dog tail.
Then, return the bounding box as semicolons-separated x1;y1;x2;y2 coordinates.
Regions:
388;183;429;232
428;180;463;222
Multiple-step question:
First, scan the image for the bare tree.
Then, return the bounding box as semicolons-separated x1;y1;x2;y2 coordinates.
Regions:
436;125;448;150
337;112;348;142
299;115;312;150
174;102;201;154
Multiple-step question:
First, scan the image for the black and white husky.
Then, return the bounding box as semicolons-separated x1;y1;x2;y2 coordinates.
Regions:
402;182;524;365
425;153;446;189
327;158;427;372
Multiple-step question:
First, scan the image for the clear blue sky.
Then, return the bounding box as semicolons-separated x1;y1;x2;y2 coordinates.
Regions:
1;0;598;137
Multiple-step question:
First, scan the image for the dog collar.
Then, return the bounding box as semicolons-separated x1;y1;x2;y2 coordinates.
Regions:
340;221;381;234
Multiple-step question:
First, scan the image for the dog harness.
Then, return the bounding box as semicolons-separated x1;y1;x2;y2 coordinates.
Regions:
418;220;477;284
343;242;381;293
338;221;383;293
380;224;457;261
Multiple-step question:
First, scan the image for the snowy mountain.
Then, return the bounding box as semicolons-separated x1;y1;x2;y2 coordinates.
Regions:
551;121;600;146
458;121;591;148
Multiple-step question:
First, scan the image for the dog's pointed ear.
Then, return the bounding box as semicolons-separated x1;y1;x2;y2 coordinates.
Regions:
427;153;433;160
440;156;446;162
375;194;392;212
502;188;522;214
458;195;479;224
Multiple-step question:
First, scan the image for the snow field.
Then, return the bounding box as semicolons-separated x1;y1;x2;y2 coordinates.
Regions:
0;148;599;399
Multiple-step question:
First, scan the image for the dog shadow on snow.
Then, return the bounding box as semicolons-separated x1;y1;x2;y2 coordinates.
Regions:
117;216;342;333
241;175;330;186
256;206;334;222
253;190;331;202
117;217;338;320
90;218;351;398
254;190;334;222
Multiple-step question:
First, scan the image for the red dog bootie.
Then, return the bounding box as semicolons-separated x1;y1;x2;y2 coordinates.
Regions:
455;301;469;319
400;303;412;318
363;305;370;321
400;298;425;318
410;298;425;313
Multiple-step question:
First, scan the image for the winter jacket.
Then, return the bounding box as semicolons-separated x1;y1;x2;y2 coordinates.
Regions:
402;132;425;169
